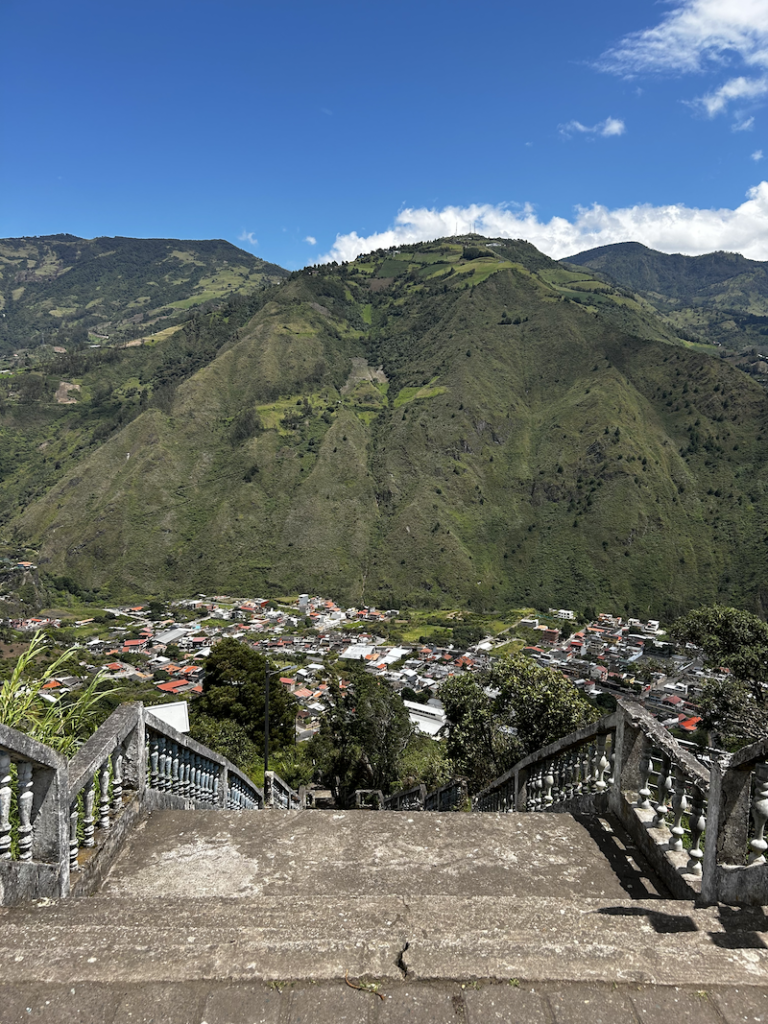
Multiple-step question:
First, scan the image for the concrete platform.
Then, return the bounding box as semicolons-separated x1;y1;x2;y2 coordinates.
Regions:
3;808;768;1021
96;808;662;900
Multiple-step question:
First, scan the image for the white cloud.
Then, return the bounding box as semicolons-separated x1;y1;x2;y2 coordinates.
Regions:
305;235;317;245
733;115;756;131
696;76;768;116
560;116;625;138
598;2;768;119
318;184;768;265
753;149;764;161
238;230;258;247
597;0;768;76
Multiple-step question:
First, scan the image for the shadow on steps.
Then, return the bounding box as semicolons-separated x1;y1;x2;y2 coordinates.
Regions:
571;812;672;899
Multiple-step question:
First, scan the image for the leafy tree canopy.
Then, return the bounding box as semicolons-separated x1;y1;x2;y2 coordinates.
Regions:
672;605;768;742
193;638;297;755
308;675;413;807
441;655;600;792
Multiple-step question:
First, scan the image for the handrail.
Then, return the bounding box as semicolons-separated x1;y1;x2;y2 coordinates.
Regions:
0;701;269;906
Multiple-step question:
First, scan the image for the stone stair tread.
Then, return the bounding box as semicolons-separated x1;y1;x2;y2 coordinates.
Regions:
3;893;767;987
3;979;768;1024
95;808;663;900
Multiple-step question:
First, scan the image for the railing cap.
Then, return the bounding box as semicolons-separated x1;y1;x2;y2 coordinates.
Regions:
0;722;67;771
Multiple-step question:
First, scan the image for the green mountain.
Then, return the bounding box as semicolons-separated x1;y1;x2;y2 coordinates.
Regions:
0;234;287;357
563;242;768;374
4;236;768;620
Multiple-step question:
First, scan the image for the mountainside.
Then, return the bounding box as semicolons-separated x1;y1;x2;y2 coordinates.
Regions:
0;234;287;357
5;236;768;619
564;242;768;367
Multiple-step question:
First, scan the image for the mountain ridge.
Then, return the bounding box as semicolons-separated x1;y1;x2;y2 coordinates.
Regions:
4;235;767;619
0;234;287;358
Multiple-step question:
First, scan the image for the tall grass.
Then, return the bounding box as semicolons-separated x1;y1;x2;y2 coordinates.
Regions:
0;631;117;756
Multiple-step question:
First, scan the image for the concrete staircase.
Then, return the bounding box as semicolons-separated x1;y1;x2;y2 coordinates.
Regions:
3;809;768;1023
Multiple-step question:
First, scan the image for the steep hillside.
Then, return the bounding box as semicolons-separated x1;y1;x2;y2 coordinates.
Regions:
0;234;287;357
564;242;768;368
8;237;768;619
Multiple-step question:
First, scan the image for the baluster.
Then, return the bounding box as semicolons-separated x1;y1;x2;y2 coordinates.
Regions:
179;747;188;796
687;784;706;876
160;737;170;791
82;777;96;848
749;763;768;864
669;765;688;853
111;747;123;812
149;733;160;789
581;745;591;793
532;766;543;811
17;761;34;861
594;735;609;793
543;762;554;808
561;753;573;802
193;755;202;801
0;750;11;859
98;760;111;830
171;742;180;794
607;734;616;786
69;802;79;871
653;754;673;828
551;759;563;806
212;769;219;807
637;746;653;809
202;761;210;803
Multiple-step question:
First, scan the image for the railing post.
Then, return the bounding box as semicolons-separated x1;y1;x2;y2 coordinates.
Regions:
121;706;146;798
702;757;751;903
610;711;646;814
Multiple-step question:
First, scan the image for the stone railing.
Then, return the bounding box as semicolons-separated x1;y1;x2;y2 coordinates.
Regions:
0;702;268;906
473;702;712;901
424;778;468;812
355;778;468;813
0;724;68;907
263;770;303;810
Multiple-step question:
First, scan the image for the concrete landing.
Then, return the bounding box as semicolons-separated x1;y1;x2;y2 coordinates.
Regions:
98;808;661;900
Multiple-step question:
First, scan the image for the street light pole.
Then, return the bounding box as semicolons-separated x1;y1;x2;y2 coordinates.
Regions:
264;665;277;778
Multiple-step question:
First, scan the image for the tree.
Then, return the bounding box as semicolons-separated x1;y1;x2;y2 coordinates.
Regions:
193;638;297;755
671;605;768;742
308;675;414;807
441;655;600;792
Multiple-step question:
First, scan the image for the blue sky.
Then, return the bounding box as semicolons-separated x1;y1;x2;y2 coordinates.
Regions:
4;0;768;267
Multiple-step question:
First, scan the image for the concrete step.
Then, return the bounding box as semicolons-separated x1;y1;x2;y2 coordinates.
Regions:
3;893;768;987
3;978;768;1024
96;808;666;900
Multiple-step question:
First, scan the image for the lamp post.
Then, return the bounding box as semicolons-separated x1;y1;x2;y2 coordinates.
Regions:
264;664;279;778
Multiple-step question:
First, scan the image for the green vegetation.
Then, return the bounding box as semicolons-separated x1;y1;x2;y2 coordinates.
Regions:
0;632;115;755
2;235;768;619
565;241;768;371
0;234;287;358
307;670;414;807
440;655;599;792
671;605;768;744
189;638;297;779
